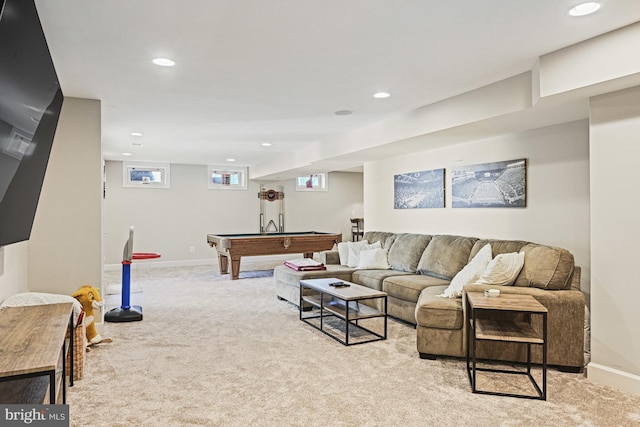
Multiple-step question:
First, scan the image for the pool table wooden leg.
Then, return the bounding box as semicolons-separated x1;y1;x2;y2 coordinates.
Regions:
230;256;241;280
218;253;229;274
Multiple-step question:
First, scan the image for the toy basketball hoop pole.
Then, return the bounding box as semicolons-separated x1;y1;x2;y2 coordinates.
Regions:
121;260;134;310
105;227;147;322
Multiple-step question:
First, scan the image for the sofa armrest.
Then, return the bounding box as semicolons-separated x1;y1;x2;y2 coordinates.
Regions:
319;250;341;265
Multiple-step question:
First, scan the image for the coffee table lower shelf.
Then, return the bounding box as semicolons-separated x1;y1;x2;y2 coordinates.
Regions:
299;279;387;346
467;319;546;400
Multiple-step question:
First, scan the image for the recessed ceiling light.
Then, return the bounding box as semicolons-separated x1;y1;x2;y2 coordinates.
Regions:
334;110;353;116
373;92;391;99
261;142;272;147
226;158;236;162
130;132;144;137
569;2;601;16
152;58;175;67
122;152;132;156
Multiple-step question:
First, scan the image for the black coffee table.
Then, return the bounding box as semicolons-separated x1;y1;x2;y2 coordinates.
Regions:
299;278;387;345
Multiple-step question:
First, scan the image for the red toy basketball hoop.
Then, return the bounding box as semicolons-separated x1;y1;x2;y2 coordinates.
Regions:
105;226;161;323
132;252;161;260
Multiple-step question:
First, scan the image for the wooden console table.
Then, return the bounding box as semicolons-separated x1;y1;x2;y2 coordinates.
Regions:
0;303;74;404
466;292;547;400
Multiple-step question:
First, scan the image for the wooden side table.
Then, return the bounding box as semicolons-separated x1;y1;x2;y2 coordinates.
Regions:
466;291;548;400
0;303;74;404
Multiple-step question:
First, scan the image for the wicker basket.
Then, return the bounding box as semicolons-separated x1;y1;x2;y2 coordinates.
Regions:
65;323;86;381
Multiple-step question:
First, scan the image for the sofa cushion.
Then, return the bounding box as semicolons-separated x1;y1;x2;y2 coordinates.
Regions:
336;241;354;265
476;252;525;286
356;248;390;270
514;243;575;290
417;235;478;280
382;274;449;303
362;231;397;250
352;270;413;291
440;243;492;298
337;240;370;266
347;241;381;268
388;233;432;273
319;250;340;265
415;286;463;329
468;239;528;261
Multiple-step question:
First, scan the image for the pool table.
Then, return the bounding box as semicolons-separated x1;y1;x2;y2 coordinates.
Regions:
207;231;342;280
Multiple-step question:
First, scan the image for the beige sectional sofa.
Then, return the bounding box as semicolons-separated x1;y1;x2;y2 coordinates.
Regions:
274;231;585;372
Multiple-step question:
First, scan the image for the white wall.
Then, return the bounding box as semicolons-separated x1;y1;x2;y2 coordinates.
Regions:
365;120;591;297
538;22;640;97
0;242;29;302
282;175;364;237
103;164;362;266
588;86;640;395
28;97;103;295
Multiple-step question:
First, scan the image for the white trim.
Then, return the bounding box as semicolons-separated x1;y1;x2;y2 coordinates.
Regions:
123;162;170;188
104;258;213;271
103;254;306;271
207;165;247;190
587;362;640;397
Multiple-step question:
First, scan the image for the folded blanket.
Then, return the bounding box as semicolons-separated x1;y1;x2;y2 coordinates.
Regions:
0;292;84;326
284;258;326;271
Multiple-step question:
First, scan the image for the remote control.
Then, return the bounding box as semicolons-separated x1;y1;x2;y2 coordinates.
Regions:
329;281;350;287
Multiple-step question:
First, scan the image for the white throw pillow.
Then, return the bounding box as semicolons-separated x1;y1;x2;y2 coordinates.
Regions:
347;241;381;268
338;240;369;266
476;251;525;286
439;244;492;298
356;248;391;270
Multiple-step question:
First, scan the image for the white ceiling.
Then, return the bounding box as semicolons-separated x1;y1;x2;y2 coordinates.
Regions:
34;1;640;178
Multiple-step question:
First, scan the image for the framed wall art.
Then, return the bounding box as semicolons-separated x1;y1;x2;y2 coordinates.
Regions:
451;158;526;208
394;168;445;209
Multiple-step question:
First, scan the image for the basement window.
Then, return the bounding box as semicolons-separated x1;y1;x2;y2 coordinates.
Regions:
123;162;170;188
295;173;328;191
208;165;247;190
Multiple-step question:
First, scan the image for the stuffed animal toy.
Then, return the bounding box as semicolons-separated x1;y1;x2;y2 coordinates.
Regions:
72;285;112;346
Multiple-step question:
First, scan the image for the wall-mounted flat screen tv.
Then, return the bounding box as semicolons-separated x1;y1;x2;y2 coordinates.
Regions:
0;0;63;246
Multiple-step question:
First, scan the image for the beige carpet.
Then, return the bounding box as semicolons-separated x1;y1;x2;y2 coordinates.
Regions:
68;265;640;427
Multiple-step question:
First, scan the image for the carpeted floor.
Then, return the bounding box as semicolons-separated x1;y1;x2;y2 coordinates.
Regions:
69;264;640;426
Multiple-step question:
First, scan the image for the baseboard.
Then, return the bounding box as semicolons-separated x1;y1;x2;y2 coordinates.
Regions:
104;258;213;271
587;362;640;397
104;254;302;272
